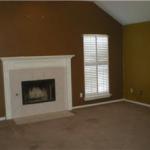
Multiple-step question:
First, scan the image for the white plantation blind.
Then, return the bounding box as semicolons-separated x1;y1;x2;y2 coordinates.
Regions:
83;34;110;101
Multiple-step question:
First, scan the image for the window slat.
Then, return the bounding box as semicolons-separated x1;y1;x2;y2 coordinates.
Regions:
83;34;110;100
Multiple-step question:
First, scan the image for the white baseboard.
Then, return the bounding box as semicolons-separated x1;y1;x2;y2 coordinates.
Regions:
0;117;6;121
124;99;150;108
2;99;149;121
2;99;149;120
73;99;124;109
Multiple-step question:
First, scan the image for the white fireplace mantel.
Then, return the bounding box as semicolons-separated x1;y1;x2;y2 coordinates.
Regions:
1;55;74;70
0;55;75;119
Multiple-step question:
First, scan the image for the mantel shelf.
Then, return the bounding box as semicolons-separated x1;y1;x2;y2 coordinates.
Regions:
0;55;75;62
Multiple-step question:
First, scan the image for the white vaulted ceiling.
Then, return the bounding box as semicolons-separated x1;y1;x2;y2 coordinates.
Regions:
95;1;150;25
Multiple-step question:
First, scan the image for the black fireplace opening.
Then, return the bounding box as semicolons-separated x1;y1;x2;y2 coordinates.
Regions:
22;79;56;105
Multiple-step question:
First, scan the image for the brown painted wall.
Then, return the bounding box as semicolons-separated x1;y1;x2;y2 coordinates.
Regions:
123;21;150;104
0;2;123;117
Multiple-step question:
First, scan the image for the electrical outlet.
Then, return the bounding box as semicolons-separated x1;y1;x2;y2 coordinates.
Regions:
130;88;134;94
80;93;83;98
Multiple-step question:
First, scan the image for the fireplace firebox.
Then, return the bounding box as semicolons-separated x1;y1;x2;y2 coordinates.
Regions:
22;79;55;105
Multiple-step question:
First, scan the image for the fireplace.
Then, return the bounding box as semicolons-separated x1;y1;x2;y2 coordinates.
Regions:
22;79;56;105
1;55;74;119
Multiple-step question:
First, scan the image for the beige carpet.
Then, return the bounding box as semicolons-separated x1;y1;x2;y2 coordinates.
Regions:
0;101;150;150
14;111;74;125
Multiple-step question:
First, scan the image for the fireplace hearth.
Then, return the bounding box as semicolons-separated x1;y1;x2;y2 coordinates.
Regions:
22;79;55;105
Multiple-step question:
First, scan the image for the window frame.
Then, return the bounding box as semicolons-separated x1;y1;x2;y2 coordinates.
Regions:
83;34;111;101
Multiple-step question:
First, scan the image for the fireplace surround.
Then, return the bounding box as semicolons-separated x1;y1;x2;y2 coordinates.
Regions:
0;55;74;119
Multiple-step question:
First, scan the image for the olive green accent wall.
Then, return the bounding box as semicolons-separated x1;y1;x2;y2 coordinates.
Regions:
123;21;150;104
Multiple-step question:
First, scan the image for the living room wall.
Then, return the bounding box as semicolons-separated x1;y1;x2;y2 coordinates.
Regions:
0;2;122;117
123;21;150;104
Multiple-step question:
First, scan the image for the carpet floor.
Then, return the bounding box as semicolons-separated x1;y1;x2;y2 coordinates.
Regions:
0;101;150;150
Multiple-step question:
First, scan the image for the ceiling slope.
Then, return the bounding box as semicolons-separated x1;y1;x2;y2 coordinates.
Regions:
95;1;150;25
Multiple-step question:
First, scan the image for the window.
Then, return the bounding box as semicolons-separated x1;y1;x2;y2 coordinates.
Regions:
83;34;110;101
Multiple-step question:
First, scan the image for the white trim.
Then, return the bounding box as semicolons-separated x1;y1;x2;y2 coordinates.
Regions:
65;58;73;110
124;99;150;108
83;34;109;37
0;117;6;121
3;64;12;119
0;55;75;119
72;98;150;110
0;55;74;62
84;93;111;101
73;99;124;109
